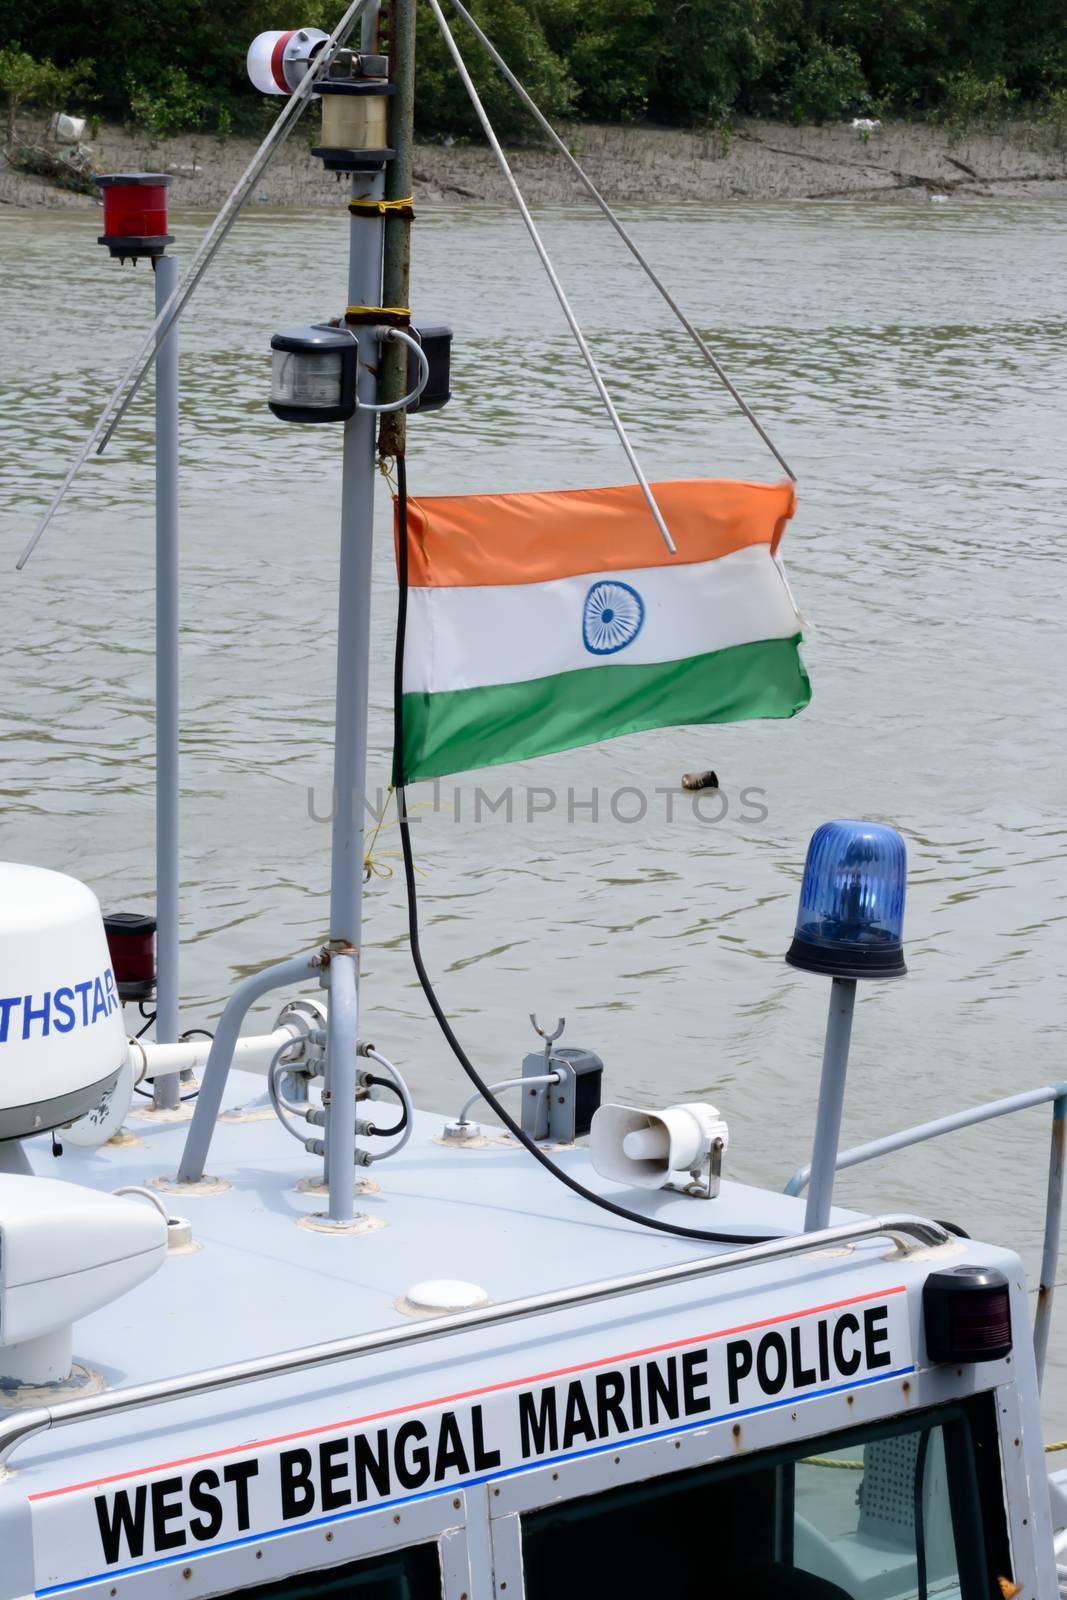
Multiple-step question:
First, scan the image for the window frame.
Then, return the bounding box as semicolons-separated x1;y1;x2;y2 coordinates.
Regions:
489;1394;1013;1600
69;1491;475;1600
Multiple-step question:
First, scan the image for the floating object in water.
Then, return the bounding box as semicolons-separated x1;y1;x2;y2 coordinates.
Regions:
681;768;719;791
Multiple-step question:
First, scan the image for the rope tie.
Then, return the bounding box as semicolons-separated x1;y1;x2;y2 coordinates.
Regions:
363;786;395;883
349;195;415;219
345;304;412;327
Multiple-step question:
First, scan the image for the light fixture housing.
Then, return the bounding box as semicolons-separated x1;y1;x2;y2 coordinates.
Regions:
246;28;329;95
923;1265;1012;1363
103;912;157;1003
786;819;907;980
95;172;174;261
269;324;358;423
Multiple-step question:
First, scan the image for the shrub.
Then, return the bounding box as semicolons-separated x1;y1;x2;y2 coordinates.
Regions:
937;70;1017;135
413;0;575;140
126;66;207;138
1041;85;1067;148
783;41;869;124
0;46;92;147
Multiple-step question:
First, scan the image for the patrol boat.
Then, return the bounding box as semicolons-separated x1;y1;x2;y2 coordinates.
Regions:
3;4;1067;1599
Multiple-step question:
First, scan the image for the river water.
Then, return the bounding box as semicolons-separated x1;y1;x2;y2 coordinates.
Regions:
1;198;1065;1422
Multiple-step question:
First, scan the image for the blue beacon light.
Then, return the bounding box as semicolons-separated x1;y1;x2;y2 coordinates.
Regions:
786;820;907;981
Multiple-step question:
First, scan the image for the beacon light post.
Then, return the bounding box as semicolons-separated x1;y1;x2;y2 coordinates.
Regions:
95;174;182;1112
786;820;908;1232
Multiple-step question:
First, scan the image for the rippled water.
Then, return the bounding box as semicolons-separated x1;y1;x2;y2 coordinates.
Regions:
1;199;1066;1421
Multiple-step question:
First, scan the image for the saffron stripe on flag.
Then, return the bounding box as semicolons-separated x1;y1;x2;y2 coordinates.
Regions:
402;478;797;589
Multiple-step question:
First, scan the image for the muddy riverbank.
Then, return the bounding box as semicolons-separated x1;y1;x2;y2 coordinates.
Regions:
3;115;1066;212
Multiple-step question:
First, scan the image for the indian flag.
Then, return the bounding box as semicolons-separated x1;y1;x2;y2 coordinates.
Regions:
394;477;810;784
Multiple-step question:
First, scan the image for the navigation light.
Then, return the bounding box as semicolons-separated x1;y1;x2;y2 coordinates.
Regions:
95;173;174;262
246;29;329;96
269;324;358;424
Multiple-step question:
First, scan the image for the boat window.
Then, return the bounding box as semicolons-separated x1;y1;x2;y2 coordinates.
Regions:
213;1543;441;1600
520;1397;1009;1599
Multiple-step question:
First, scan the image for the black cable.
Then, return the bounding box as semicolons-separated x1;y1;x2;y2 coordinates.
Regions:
363;1074;408;1138
392;453;778;1247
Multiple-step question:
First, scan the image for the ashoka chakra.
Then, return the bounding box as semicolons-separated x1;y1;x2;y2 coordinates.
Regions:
582;580;645;656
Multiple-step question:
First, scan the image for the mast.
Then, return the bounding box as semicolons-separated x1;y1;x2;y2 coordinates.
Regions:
180;0;414;1213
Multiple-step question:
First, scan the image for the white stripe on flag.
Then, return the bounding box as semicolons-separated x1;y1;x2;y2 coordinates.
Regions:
403;545;801;695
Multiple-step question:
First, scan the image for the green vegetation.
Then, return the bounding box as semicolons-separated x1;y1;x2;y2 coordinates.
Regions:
0;46;91;148
1;0;1065;140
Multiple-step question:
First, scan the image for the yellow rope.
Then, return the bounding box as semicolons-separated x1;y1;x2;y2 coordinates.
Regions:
806;1440;1067;1468
363;785;430;881
346;304;411;319
363;787;395;883
349;196;415;218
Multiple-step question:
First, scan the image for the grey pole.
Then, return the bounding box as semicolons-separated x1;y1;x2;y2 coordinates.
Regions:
326;952;358;1219
152;252;181;1110
803;976;857;1233
179;953;323;1182
324;173;386;1220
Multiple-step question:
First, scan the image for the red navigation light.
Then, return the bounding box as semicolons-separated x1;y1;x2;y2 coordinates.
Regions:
96;173;174;262
923;1265;1012;1364
103;912;157;1003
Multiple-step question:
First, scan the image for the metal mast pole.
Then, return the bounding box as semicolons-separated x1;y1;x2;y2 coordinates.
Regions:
803;977;857;1232
324;169;386;1219
152;252;181;1110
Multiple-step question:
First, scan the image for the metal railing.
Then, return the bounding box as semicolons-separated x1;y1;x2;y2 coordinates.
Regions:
784;1082;1067;1389
0;1213;947;1469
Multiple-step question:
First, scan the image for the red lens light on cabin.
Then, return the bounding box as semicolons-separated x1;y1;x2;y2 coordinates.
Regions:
96;173;174;261
103;912;157;1002
923;1264;1012;1364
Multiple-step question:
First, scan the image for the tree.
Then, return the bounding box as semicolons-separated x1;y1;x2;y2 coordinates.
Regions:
0;46;92;148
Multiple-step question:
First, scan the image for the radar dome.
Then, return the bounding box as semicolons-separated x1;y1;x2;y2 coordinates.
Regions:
0;863;128;1141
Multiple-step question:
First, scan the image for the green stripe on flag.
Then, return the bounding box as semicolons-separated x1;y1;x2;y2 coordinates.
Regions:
396;634;810;784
